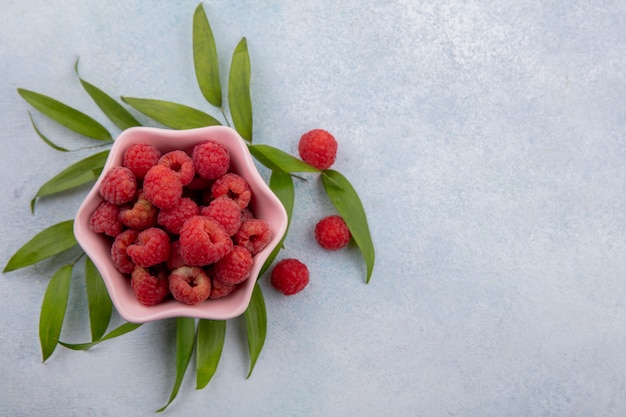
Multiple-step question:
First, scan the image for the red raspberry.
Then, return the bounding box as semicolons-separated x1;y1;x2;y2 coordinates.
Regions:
166;240;186;271
270;258;309;295
179;216;233;266
298;129;338;170
90;201;123;237
110;229;138;274
100;166;137;205
157;197;200;234
200;196;242;236
211;173;251;209
126;227;171;267
158;150;195;186
235;219;272;255
240;207;255;222
143;165;183;209
118;190;158;231
314;215;351;250
123;143;162;180
192;140;230;180
213;246;253;285
131;265;170;306
169;266;212;305
209;276;237;299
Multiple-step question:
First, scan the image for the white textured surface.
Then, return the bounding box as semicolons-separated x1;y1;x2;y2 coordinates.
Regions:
2;1;626;416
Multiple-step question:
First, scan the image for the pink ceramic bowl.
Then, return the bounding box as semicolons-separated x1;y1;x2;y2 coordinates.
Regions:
74;126;288;323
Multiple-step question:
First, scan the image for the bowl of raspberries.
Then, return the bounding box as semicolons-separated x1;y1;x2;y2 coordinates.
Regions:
74;126;288;323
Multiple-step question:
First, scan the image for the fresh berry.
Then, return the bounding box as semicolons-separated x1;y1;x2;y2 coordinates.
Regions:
179;216;233;266
298;129;337;170
118;190;158;231
157;197;199;234
209;276;237;299
169;266;212;305
235;219;272;255
314;215;351;250
192;140;230;180
213;246;253;285
211;173;251;209
143;165;183;209
110;229;138;274
240;207;255;222
123;143;162;180
131;265;170;306
100;166;137;205
159;150;195;186
166;240;186;271
126;227;171;267
270;258;309;295
90;201;123;237
201;196;242;236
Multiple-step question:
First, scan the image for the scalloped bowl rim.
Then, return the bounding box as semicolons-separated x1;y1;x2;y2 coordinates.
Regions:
74;126;288;323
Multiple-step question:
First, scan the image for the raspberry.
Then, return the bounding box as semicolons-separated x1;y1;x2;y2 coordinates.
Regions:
213;246;253;285
169;266;212;305
200;196;242;236
235;219;272;255
159;150;195;186
179;216;233;266
100;166;137;205
192;140;230;180
110;229;138;274
131;266;170;306
157;197;199;234
126;227;171;267
209;276;237;299
314;215;351;250
211;173;251;209
90;201;123;237
240;207;255;222
143;165;183;209
123;143;162;180
270;258;309;295
298;129;338;170
166;240;186;271
118;190;158;231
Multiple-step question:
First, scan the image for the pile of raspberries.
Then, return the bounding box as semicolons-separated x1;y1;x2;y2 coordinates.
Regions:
90;139;272;306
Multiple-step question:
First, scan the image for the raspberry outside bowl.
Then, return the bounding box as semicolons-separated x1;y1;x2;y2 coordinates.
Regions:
74;126;288;323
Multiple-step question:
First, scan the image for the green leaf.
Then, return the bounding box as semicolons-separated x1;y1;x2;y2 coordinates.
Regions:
248;144;320;173
228;37;252;142
4;220;77;272
75;61;141;130
321;169;375;283
85;257;112;341
193;3;222;107
59;322;142;351
196;319;226;389
17;88;112;141
260;171;294;276
39;264;72;361
28;112;68;152
31;150;109;212
157;317;196;412
121;97;221;129
244;282;266;378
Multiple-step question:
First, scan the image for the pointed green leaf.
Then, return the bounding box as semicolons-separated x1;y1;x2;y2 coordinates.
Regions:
196;319;226;389
157;317;196;412
121;97;221;129
75;61;141;130
28;112;68;152
248;144;320;173
260;171;294;276
85;256;112;341
4;220;77;272
228;37;252;141
59;322;142;351
193;4;222;107
17;88;112;141
321;169;375;283
244;282;266;378
39;264;72;361
31;150;109;212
